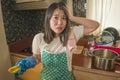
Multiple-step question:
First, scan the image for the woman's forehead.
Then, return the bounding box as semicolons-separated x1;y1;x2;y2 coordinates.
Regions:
52;8;65;17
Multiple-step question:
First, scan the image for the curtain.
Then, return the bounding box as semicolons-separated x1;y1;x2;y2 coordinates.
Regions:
86;0;120;35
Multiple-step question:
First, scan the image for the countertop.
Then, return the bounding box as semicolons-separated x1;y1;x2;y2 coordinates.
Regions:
72;52;120;77
72;38;120;77
9;38;120;78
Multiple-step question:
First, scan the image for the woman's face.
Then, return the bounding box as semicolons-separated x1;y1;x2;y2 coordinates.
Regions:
50;8;67;36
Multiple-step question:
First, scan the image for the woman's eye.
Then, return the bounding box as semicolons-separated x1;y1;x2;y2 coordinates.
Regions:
53;16;66;20
54;16;58;20
62;17;66;20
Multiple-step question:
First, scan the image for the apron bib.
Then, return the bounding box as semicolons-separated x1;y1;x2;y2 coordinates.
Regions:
40;50;74;80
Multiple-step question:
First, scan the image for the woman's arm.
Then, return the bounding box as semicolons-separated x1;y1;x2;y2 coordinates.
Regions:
32;33;42;63
33;54;41;63
69;15;100;35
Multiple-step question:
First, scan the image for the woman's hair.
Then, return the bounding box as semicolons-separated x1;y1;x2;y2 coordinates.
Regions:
44;1;70;46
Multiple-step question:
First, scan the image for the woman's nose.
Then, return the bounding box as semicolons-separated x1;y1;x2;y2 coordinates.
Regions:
57;19;62;25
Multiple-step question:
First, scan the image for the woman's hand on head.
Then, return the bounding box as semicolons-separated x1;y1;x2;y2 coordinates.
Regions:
65;4;74;21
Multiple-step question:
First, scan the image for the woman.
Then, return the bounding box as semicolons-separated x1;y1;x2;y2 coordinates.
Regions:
13;2;99;80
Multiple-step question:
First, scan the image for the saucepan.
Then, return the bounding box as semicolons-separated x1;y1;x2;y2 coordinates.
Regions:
91;49;120;71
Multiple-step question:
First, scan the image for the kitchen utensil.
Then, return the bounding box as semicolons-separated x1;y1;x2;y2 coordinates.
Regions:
91;49;120;71
95;31;114;46
8;65;20;73
104;27;119;41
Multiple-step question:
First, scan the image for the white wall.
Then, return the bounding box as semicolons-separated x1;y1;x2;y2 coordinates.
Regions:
0;1;14;80
105;0;120;33
86;0;120;35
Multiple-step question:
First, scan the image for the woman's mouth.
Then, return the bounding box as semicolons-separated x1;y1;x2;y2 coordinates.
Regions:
56;27;62;31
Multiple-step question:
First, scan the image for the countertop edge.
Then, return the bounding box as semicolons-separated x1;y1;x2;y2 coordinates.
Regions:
72;66;120;77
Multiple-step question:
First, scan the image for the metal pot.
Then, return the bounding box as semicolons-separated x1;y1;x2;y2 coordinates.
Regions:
104;27;119;41
91;49;120;71
95;31;114;46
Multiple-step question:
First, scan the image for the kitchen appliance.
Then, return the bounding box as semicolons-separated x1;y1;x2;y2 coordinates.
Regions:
8;65;20;74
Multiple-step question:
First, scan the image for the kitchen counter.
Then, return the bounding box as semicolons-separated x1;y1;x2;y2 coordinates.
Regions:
72;53;120;75
9;38;120;80
71;38;120;80
11;52;120;80
72;48;120;80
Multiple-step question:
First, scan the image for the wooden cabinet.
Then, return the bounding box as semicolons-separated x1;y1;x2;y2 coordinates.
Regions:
18;63;42;80
117;78;120;80
11;53;120;80
73;66;120;80
72;53;120;80
14;0;62;10
14;0;75;10
15;0;41;3
73;70;116;80
10;53;42;80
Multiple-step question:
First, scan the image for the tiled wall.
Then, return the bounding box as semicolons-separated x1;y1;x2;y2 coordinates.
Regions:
73;0;86;17
1;0;86;44
1;0;46;43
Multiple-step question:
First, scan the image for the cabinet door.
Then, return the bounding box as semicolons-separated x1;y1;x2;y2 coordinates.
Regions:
11;53;42;80
19;63;42;80
11;54;23;65
15;0;40;3
15;0;61;10
117;78;120;80
73;70;117;80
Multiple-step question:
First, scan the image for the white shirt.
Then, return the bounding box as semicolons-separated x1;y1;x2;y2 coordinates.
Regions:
32;25;84;71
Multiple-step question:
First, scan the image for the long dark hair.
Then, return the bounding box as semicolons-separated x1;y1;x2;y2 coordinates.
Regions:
44;2;70;46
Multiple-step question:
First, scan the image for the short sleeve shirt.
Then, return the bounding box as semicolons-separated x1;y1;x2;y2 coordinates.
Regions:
32;25;84;71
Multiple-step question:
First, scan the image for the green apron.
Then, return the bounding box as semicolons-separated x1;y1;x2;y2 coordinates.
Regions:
40;50;74;80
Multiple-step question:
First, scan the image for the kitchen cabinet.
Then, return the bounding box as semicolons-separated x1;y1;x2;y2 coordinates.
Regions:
15;0;41;3
72;56;120;80
14;0;62;10
10;53;42;80
14;0;74;10
73;66;119;80
11;53;120;80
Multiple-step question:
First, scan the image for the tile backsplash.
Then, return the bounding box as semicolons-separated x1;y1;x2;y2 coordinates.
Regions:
1;0;46;43
1;0;86;44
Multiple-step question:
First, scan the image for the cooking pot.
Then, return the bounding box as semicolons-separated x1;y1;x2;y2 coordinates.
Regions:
95;31;114;46
103;27;119;41
91;49;120;71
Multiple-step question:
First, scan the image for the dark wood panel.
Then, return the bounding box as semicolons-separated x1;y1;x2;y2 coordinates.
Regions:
8;36;34;53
